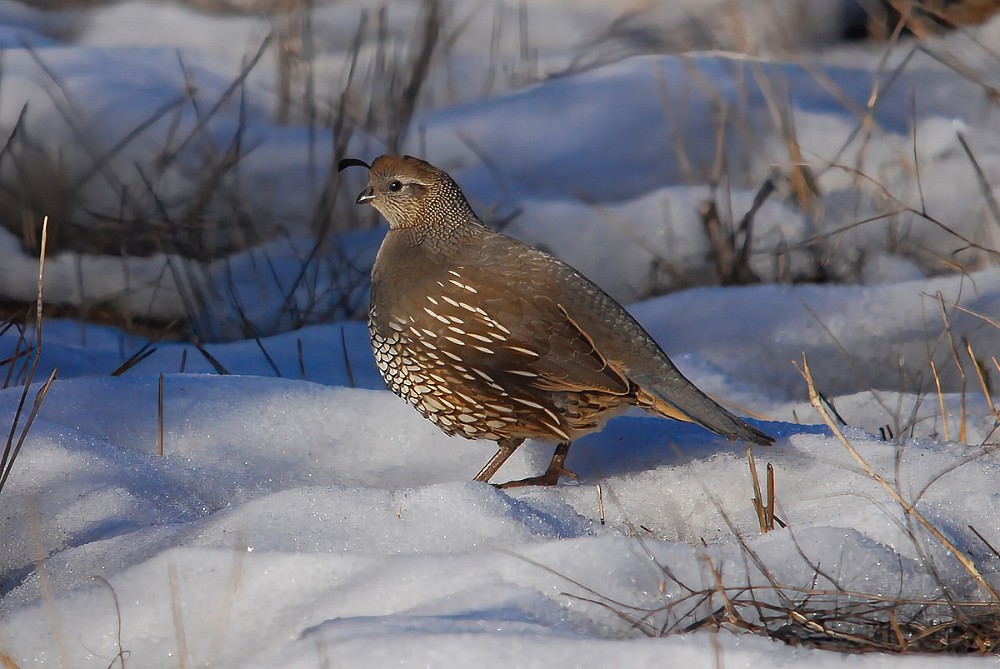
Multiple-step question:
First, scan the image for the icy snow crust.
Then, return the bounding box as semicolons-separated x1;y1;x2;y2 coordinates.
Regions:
1;1;1000;667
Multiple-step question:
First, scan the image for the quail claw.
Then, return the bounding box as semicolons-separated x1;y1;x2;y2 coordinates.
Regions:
493;464;576;489
494;442;577;488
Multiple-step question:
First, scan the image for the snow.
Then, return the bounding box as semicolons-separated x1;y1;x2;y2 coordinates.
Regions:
1;0;1000;667
1;377;997;667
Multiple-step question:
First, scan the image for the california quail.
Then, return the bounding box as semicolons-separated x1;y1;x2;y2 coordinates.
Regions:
339;155;773;488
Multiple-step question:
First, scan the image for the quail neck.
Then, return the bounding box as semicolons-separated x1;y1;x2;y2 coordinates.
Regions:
362;155;484;255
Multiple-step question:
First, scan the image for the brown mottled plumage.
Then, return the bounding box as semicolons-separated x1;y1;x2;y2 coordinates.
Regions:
339;154;773;488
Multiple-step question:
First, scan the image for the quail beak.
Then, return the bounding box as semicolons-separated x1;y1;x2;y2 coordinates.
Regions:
356;187;376;205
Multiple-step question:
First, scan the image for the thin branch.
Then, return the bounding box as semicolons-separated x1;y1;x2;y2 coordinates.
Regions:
796;354;999;602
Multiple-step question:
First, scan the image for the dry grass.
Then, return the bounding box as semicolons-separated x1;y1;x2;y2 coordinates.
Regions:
0;1;997;339
506;284;1000;656
534;357;1000;656
0;0;459;341
0;217;55;497
0;5;998;660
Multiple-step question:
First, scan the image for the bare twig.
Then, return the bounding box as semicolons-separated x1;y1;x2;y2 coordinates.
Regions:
966;340;996;417
30;500;69;669
93;576;128;669
1;216;57;494
936;292;968;442
157;373;164;457
796;353;999;601
168;562;189;669
110;342;158;377
340;325;355;388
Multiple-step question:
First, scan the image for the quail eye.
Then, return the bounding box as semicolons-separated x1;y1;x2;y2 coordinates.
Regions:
387;180;404;192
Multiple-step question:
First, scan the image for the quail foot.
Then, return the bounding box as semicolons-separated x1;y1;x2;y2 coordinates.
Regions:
339;155;773;488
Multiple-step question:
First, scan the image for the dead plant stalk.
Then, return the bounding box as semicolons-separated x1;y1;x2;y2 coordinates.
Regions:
796;354;999;602
0;216;57;493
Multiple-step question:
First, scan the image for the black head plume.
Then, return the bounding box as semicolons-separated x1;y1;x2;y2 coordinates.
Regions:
338;158;371;172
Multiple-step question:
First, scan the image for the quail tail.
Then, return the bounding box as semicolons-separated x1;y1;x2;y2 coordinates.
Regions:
637;362;774;446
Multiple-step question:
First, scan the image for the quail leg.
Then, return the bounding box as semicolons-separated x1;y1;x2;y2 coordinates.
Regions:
495;441;577;488
474;437;524;483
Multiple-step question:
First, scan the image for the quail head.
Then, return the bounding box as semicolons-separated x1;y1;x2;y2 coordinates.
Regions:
339;155;773;488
